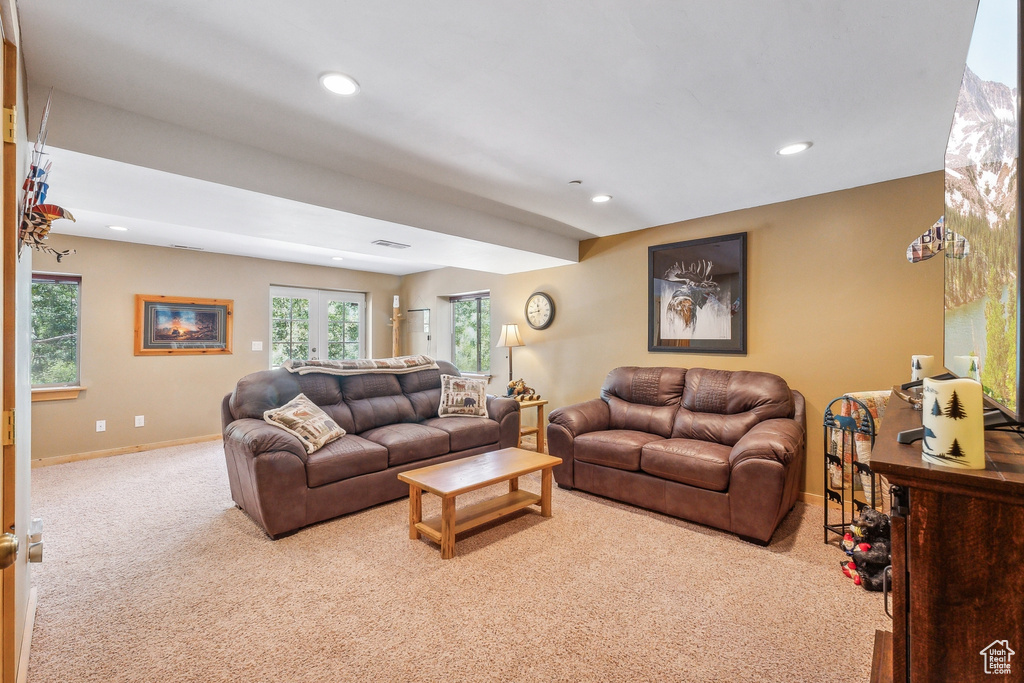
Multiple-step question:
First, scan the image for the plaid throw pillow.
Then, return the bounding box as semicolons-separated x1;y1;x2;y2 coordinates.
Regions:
264;393;346;454
437;374;489;418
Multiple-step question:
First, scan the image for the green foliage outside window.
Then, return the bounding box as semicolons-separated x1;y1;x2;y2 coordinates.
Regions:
271;296;310;367
981;269;1017;411
452;295;490;373
31;277;80;385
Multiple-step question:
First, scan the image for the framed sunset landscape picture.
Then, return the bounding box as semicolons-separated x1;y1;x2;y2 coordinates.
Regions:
135;295;233;355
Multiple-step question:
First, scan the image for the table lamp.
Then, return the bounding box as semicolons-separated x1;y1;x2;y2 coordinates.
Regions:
496;323;524;382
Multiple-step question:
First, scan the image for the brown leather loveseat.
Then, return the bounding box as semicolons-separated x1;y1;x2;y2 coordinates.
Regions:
548;366;805;544
221;360;520;537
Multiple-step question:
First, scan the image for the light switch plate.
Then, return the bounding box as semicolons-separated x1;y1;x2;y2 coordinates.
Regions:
135;415;145;427
96;420;106;432
252;341;263;351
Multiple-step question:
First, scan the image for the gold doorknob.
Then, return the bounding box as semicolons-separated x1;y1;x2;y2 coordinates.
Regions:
0;533;17;569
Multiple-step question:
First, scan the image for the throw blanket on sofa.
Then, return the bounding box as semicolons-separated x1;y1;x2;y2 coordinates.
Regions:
283;355;439;376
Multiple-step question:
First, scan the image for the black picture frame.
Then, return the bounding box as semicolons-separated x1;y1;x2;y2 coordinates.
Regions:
648;232;747;354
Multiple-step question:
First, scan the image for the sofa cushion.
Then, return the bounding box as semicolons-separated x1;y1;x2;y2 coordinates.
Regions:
574;430;664;471
681;368;793;419
398;366;445;420
305;434;389;488
263;393;346;455
673;368;794;445
341;373;418;433
360;423;451;466
438;375;488;418
230;368;303;420
601;366;687;406
607;397;677;438
641;439;732;491
672;409;761;447
422;416;500;451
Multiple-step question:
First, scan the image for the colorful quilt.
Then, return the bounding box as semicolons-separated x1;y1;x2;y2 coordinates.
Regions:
283;354;438;376
829;390;890;508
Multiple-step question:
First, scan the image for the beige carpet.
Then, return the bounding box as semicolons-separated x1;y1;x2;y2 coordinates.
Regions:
29;441;889;682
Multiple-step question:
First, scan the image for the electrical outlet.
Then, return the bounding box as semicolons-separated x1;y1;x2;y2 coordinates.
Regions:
252;341;263;351
96;420;106;432
135;415;145;427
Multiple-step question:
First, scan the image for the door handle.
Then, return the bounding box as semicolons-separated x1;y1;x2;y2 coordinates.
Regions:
0;533;18;569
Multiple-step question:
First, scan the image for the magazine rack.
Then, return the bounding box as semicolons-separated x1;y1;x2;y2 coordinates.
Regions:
822;395;880;543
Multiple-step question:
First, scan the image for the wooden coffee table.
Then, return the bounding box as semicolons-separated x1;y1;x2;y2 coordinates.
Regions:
397;448;562;559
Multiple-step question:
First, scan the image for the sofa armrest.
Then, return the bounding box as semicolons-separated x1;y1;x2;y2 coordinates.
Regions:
486;395;521;448
223;418;307;461
486;395;519;423
548;398;610;437
729;418;804;468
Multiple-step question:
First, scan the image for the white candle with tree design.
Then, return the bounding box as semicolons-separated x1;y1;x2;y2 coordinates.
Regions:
911;354;940;381
921;377;985;469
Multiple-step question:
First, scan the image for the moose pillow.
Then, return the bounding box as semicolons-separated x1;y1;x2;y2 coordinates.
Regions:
437;374;489;418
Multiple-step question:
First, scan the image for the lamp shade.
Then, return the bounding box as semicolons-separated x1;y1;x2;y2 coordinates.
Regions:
497;323;524;348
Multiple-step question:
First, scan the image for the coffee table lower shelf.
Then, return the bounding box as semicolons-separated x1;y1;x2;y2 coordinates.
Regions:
415;489;541;541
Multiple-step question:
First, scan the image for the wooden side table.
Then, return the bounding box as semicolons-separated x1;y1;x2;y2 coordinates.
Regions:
516;399;548;453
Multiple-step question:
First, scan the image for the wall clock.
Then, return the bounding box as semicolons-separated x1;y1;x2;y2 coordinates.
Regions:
525;291;555;330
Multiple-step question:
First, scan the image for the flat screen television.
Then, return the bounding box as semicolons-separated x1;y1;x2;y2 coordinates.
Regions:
944;0;1024;424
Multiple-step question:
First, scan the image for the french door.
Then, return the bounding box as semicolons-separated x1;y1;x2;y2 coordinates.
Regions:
269;287;365;367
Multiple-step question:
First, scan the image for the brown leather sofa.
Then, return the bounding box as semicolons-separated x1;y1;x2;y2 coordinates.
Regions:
221;361;520;537
547;366;805;544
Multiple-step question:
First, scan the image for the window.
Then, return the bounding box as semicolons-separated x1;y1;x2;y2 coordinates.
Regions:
451;292;490;374
270;287;365;367
31;273;81;387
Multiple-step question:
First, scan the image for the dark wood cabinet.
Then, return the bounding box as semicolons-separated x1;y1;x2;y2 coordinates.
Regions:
870;394;1024;682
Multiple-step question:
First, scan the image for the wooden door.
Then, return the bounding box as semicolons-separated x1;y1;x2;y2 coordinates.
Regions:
1;32;17;683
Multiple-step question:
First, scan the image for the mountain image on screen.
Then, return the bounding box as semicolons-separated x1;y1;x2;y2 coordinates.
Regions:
944;1;1019;416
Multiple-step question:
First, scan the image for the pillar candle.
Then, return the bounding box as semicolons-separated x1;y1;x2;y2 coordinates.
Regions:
921;377;985;469
911;355;940;381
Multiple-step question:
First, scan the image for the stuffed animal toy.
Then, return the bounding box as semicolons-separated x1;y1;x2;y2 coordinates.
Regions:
506;378;540;401
839;508;892;591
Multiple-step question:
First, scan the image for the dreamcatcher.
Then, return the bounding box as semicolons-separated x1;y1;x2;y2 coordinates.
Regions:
18;90;75;262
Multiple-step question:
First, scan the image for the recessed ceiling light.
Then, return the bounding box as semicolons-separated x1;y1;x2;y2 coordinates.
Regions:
777;141;813;156
108;225;129;231
319;72;360;96
331;256;345;261
592;194;612;203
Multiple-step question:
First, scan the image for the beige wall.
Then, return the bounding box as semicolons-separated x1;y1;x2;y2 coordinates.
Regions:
401;172;945;498
31;235;401;461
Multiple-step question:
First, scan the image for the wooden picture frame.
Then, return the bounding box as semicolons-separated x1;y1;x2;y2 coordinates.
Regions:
134;295;233;356
648;232;747;354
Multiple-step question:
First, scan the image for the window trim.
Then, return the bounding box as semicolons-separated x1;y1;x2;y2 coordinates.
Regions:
31;272;83;390
450;291;490;374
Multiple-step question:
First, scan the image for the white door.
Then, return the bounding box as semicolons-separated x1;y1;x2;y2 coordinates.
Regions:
270;287;366;366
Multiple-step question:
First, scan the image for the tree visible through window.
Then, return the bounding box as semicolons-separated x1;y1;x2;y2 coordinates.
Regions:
452;293;490;373
271;295;310;367
31;274;81;386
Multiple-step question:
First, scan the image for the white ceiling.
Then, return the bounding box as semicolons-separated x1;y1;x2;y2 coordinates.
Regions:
17;1;978;275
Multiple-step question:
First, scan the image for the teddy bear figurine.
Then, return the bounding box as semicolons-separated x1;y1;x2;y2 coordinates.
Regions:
839;508;892;591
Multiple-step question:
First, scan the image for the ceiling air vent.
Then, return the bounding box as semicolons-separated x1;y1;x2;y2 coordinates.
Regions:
371;239;411;249
170;244;205;251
